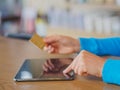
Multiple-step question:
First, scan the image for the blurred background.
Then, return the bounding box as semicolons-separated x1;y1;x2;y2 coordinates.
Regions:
0;0;120;40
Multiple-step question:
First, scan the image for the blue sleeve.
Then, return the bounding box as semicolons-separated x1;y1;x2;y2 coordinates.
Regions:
102;59;120;85
79;37;120;56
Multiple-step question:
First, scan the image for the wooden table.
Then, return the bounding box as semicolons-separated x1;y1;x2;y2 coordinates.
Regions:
0;36;120;90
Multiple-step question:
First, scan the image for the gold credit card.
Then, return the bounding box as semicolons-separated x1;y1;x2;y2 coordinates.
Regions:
29;33;45;49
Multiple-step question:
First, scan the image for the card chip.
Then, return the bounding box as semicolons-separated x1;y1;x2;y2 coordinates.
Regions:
29;33;45;49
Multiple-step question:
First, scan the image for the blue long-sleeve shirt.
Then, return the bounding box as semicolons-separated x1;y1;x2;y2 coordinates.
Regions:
79;37;120;85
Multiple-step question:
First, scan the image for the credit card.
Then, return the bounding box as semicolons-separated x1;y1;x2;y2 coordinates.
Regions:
29;33;45;49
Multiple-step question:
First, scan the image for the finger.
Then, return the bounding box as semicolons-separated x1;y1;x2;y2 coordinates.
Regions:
63;64;72;74
78;67;83;76
44;45;54;53
48;46;54;53
48;45;52;49
74;65;79;74
43;46;49;51
49;47;54;53
82;72;88;76
43;35;60;44
77;66;87;76
63;72;71;79
83;66;87;73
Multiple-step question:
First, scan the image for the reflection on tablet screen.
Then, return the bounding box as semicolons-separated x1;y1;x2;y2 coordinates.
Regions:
14;58;75;81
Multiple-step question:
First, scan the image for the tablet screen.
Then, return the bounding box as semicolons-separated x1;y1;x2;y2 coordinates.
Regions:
14;58;75;81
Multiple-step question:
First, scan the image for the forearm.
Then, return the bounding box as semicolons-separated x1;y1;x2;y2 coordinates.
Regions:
79;37;120;56
102;59;120;85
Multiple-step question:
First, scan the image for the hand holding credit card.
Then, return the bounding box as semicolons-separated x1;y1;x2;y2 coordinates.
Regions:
29;33;45;49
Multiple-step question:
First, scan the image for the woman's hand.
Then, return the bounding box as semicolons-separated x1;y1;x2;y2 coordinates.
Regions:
43;35;80;54
63;50;106;77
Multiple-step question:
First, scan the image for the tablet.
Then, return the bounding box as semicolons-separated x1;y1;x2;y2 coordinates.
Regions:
14;58;75;81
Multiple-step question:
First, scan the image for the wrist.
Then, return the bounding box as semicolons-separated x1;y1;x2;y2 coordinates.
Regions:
99;59;106;77
74;39;80;53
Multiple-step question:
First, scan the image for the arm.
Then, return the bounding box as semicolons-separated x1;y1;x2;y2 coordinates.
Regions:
79;37;120;56
102;59;120;85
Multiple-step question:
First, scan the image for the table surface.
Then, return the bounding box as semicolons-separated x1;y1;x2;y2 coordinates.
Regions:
0;36;120;90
